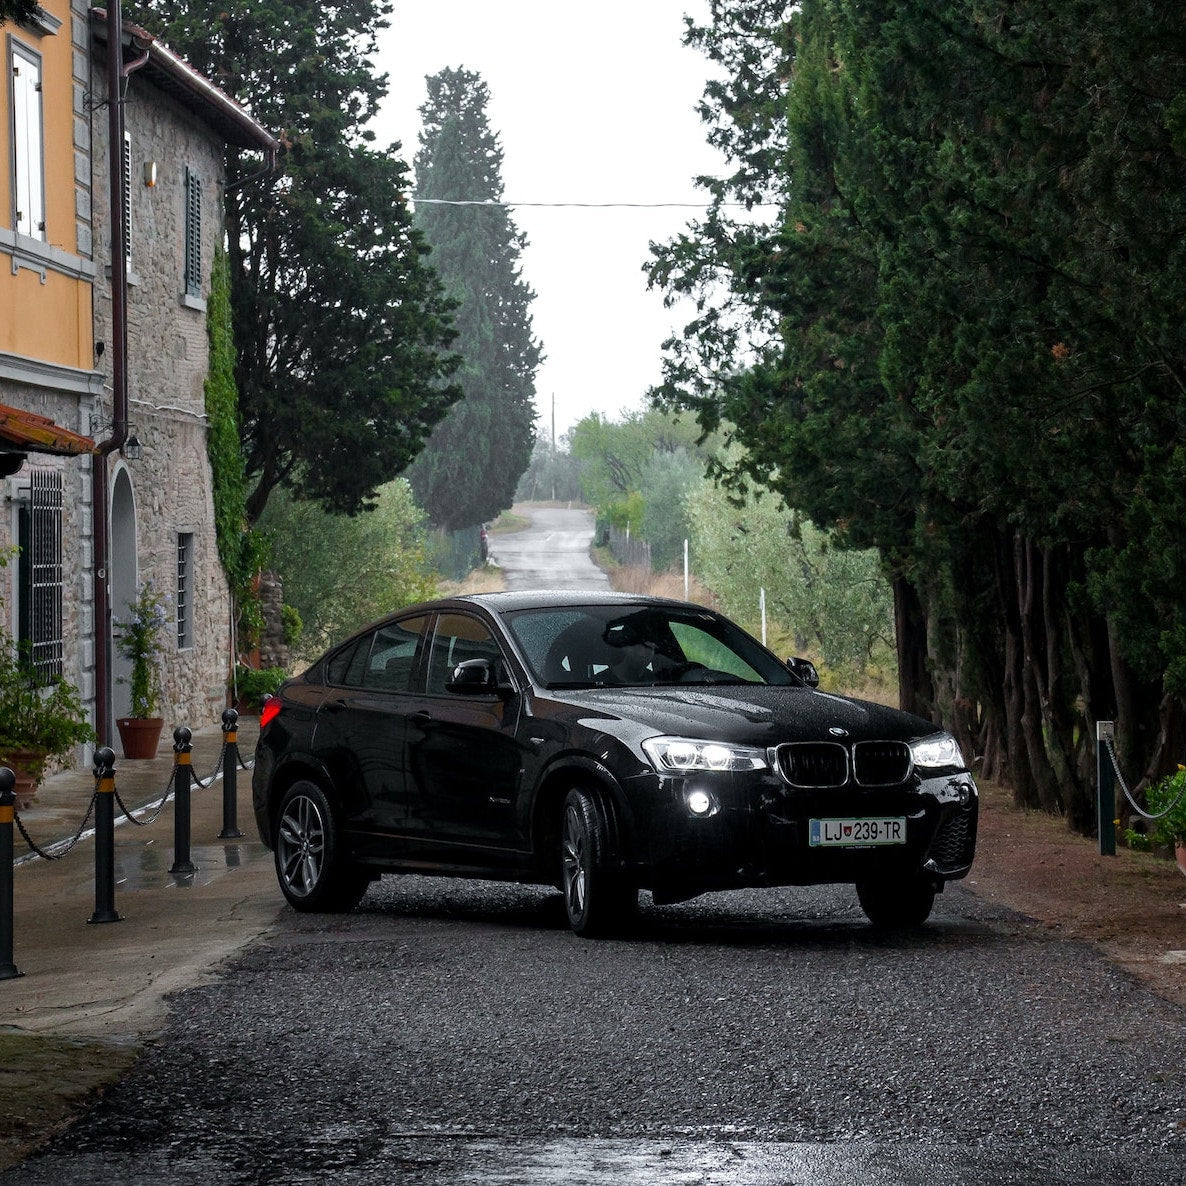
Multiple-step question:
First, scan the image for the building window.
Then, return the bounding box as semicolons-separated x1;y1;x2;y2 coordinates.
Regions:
17;468;63;683
10;39;46;240
176;533;193;650
122;131;132;268
183;167;202;297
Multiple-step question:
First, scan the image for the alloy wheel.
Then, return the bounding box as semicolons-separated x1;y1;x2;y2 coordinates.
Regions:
562;802;589;921
276;792;326;898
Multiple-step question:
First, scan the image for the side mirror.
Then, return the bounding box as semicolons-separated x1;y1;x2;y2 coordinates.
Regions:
787;657;819;688
445;658;514;698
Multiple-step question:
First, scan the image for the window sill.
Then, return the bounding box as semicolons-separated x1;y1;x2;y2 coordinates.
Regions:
180;293;207;312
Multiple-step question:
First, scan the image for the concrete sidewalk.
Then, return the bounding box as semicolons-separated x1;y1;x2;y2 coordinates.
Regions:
2;716;283;1042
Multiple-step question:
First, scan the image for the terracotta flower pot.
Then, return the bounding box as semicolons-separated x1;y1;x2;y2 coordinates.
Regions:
116;717;165;760
0;747;47;810
1176;839;1186;879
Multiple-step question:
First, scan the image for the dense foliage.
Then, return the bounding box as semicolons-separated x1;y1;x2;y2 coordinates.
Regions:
128;0;461;521
404;68;542;533
0;1;37;25
258;480;437;658
650;0;1186;828
203;247;265;646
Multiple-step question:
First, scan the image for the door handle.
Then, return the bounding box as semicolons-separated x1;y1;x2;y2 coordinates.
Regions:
411;710;433;725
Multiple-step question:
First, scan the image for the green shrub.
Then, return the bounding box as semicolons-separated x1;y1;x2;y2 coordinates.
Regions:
230;665;288;714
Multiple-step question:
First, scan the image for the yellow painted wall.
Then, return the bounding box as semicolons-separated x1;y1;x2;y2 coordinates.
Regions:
0;1;95;373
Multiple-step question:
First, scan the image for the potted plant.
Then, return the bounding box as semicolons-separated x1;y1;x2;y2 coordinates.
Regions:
114;581;169;759
1147;766;1186;877
0;644;95;809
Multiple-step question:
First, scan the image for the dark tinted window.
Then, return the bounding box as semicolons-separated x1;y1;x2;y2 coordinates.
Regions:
425;614;504;695
325;637;365;686
362;616;431;692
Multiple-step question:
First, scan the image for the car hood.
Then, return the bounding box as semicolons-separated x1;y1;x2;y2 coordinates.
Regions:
545;684;943;749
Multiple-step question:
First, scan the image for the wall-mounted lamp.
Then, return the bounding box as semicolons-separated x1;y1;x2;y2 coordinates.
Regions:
143;162;157;188
122;434;142;461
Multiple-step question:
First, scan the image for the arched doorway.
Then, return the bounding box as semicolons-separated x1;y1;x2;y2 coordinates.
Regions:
109;465;137;719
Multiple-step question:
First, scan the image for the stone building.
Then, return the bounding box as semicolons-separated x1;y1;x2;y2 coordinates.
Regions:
0;0;276;763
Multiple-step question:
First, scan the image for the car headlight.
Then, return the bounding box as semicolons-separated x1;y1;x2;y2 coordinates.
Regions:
641;736;769;773
910;732;966;770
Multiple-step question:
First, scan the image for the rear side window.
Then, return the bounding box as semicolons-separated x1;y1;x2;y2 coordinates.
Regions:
324;615;430;689
325;637;365;686
362;617;431;692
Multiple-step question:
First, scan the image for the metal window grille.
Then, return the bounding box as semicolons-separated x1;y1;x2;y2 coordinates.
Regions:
177;533;193;649
183;168;202;297
122;131;132;267
20;469;64;683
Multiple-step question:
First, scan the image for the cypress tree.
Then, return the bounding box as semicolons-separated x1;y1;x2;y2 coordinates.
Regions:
405;68;542;532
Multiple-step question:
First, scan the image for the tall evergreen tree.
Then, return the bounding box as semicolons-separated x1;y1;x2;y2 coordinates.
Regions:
126;0;461;521
404;68;542;531
652;0;1186;830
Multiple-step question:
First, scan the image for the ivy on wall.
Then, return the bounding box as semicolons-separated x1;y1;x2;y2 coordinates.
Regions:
204;246;265;648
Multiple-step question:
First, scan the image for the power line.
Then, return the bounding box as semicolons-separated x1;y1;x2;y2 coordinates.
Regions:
408;196;779;209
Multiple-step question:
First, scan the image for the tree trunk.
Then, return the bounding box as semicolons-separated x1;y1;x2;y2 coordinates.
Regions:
893;573;935;721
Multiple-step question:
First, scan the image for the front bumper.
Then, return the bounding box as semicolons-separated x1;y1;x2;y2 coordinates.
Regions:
633;769;978;900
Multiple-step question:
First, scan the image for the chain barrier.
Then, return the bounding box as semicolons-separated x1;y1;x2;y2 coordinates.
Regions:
113;776;173;827
1104;737;1186;821
190;741;226;789
9;712;250;860
13;785;99;860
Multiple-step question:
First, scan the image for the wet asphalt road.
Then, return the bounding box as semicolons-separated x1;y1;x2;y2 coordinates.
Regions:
487;506;609;591
4;877;1184;1185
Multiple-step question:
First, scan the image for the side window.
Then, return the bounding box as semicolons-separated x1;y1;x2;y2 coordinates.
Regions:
325;637;365;687
361;616;430;693
176;532;193;650
16;467;63;683
425;613;502;695
10;39;46;240
183;167;202;297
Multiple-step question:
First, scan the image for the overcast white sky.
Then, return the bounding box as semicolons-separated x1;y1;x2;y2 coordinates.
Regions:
371;1;724;440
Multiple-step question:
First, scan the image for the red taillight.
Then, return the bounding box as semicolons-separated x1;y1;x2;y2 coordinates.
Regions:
259;695;282;729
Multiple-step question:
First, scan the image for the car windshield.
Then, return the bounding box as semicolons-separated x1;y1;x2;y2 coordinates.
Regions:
503;604;799;689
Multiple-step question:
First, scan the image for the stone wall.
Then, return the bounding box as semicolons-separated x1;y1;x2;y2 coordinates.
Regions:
90;52;233;729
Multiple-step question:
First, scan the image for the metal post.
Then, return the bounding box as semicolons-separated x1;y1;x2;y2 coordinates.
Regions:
1096;720;1116;857
169;727;197;877
1;768;23;979
89;748;123;923
219;708;244;839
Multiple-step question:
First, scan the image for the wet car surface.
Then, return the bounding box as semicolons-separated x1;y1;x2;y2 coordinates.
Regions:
252;591;978;933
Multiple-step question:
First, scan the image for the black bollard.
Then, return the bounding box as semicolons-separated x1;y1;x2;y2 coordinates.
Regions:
88;747;123;924
169;727;197;877
1;767;23;979
219;708;244;839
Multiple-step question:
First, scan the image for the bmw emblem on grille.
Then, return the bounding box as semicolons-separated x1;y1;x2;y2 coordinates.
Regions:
828;727;848;737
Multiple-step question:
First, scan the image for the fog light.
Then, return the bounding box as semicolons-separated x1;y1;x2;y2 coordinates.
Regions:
686;789;714;816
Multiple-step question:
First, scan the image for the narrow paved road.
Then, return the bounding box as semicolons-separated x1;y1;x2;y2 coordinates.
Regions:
489;504;609;591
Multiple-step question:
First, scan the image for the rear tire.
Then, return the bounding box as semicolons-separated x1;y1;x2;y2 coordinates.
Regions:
856;875;936;930
274;780;370;912
560;788;636;937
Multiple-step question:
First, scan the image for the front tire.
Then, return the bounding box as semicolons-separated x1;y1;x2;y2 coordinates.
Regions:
560;788;635;937
856;875;937;930
274;780;370;912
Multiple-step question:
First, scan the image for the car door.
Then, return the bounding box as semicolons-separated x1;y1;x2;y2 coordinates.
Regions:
402;611;526;861
316;615;431;857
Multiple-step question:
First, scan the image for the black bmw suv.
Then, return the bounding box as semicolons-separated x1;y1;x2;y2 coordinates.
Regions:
252;591;977;935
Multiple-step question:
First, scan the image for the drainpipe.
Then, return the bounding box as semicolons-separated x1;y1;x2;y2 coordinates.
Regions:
92;0;130;747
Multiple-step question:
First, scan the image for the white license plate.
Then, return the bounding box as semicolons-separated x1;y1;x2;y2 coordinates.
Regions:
809;817;907;847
